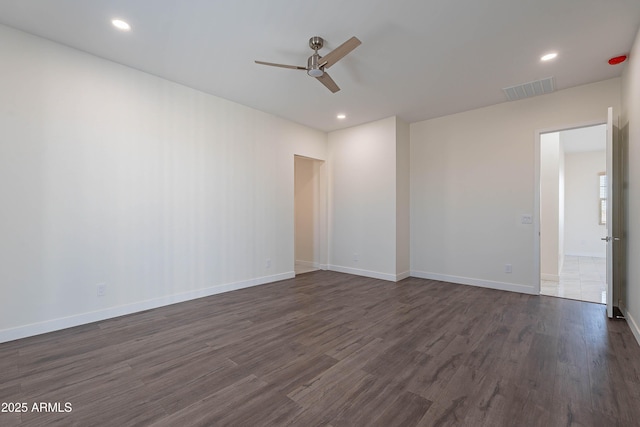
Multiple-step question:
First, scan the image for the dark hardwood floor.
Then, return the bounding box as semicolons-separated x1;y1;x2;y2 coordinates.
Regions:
1;271;640;426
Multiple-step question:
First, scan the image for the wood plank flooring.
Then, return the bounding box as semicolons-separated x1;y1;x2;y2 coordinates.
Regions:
1;271;640;426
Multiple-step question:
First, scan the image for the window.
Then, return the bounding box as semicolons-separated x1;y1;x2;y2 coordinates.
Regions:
599;172;607;225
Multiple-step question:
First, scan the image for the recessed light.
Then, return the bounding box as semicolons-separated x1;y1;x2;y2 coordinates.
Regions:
540;52;558;61
337;114;346;119
111;19;131;31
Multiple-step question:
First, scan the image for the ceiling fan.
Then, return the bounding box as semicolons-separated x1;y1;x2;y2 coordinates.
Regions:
255;36;361;93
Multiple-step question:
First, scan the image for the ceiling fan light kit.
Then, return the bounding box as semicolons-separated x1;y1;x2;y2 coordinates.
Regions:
255;36;361;93
307;54;324;77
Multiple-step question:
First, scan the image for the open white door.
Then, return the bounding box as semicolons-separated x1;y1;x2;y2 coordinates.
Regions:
604;107;618;318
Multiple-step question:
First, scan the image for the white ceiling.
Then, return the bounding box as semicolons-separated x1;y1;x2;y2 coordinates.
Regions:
0;0;638;132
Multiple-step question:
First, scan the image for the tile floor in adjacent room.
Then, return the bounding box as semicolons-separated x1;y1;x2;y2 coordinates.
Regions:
541;255;607;304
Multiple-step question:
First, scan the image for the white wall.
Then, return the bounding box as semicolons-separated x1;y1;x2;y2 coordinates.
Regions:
396;119;411;278
327;116;397;280
1;21;635;344
295;157;315;264
540;132;561;280
294;156;325;268
563;150;606;257
0;25;326;342
558;139;565;272
410;78;621;294
326;116;409;281
621;26;640;344
540;125;606;276
328;116;402;281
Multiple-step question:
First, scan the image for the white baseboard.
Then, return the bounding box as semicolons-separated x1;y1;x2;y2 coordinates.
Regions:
0;271;294;344
623;308;640;348
410;270;537;295
295;260;329;272
541;273;559;281
328;265;406;282
564;252;606;258
295;260;320;269
396;271;411;281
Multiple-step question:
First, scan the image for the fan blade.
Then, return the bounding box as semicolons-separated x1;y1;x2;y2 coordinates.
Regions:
255;60;306;70
319;36;361;69
316;72;340;93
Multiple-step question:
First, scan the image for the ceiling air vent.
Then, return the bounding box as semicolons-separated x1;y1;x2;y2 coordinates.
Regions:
502;77;555;101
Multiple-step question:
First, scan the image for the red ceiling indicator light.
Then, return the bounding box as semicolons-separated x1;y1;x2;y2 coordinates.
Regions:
608;55;627;65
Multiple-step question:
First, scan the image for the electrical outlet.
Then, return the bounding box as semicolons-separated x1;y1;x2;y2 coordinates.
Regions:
505;264;512;274
97;283;106;297
266;258;271;269
520;214;533;224
353;253;359;262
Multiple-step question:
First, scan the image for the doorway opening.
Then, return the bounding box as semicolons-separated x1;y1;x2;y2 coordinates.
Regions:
539;124;607;304
294;155;326;276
